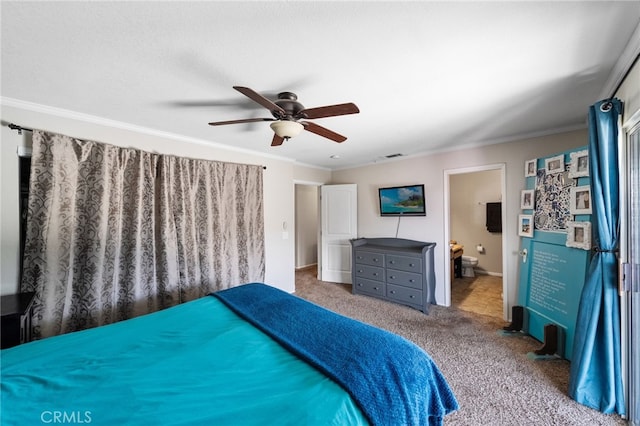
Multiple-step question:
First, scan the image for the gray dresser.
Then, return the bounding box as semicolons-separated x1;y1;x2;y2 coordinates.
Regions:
350;238;436;313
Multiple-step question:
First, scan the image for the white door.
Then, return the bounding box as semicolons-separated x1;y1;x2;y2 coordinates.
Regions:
320;184;357;283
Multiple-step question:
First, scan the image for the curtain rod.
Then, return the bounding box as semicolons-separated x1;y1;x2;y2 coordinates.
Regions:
8;123;33;134
7;123;267;169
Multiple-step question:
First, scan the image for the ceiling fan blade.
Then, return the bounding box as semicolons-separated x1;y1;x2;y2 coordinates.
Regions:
233;86;286;116
271;134;285;146
298;103;359;120
301;121;347;143
208;118;274;126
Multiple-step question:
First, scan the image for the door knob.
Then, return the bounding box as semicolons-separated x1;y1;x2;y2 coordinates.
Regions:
519;248;528;263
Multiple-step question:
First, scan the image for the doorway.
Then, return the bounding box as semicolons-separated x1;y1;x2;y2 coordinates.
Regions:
294;182;357;289
294;183;320;274
444;164;507;320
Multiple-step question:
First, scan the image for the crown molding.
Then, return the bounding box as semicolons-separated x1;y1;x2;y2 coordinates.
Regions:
1;97;295;164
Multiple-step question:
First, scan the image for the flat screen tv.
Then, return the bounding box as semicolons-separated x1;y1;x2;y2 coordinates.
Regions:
378;184;426;216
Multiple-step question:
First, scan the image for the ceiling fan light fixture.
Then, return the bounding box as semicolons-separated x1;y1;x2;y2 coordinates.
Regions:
209;86;358;145
270;120;304;139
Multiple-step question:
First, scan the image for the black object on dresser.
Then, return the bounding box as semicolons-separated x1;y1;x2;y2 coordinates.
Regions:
1;292;35;349
350;238;436;313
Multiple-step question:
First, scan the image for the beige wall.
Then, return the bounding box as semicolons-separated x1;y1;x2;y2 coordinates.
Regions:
292;164;331;185
450;169;502;275
331;129;588;311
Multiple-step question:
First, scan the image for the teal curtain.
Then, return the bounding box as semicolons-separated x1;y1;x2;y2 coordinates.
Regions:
568;98;624;415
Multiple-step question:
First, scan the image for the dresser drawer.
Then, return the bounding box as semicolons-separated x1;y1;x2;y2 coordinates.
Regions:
354;264;385;282
386;255;422;273
353;278;386;297
387;284;422;306
354;250;385;267
386;269;422;290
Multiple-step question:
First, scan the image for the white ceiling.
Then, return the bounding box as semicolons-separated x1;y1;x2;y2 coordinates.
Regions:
2;1;639;170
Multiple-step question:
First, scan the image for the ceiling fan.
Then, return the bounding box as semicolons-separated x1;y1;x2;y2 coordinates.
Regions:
208;86;360;146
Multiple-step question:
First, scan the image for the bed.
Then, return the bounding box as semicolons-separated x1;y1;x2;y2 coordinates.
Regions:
1;283;458;425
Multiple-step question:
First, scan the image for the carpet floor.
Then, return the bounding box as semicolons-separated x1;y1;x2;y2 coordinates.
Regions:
294;267;625;426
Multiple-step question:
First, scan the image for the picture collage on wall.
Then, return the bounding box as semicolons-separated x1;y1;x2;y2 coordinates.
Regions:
519;150;592;250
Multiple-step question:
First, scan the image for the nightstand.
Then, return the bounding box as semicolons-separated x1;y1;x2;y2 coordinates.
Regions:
1;292;35;349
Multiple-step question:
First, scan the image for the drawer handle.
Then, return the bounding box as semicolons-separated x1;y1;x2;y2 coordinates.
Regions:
409;279;415;283
389;260;395;264
358;269;363;273
409;263;415;267
409;295;415;298
389;275;395;279
374;287;379;290
390;290;395;294
373;273;378;276
358;283;363;287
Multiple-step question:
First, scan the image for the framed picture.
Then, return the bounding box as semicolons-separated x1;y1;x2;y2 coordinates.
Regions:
544;154;565;175
570;185;592;214
568;150;589;178
520;189;534;209
566;221;591;250
525;159;537;177
518;214;534;238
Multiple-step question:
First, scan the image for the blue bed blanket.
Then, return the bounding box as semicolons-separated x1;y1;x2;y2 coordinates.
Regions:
214;283;458;426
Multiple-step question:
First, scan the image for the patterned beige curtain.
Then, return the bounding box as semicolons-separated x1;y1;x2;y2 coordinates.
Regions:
21;130;264;339
159;155;265;301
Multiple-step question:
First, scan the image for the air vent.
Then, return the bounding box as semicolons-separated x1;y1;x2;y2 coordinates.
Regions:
385;153;404;158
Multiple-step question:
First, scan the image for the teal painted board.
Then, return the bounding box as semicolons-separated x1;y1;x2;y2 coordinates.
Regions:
517;147;591;360
519;240;589;359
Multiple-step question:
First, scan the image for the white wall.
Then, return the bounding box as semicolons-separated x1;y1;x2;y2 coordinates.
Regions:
331;129;588;310
450;169;502;275
0;101;329;295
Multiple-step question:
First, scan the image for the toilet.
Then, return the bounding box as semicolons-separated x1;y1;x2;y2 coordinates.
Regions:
461;256;478;277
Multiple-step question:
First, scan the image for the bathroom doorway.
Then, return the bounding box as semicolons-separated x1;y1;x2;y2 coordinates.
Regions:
445;164;507;320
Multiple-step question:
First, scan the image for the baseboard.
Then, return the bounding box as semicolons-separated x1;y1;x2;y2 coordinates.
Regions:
474;269;503;278
295;264;317;271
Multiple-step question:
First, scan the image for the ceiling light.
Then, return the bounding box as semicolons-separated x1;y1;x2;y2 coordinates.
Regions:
270;121;304;139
